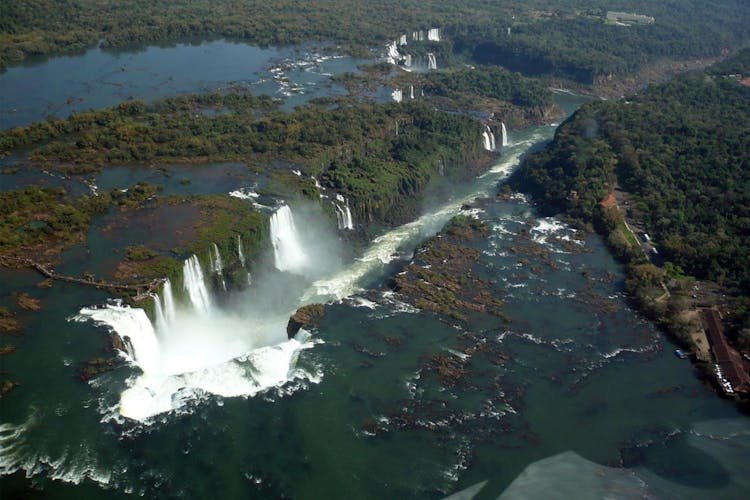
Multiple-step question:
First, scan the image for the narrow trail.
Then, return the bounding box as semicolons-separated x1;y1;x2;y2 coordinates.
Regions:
0;256;164;300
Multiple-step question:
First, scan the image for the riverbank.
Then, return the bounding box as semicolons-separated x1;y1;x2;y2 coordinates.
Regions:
509;51;750;403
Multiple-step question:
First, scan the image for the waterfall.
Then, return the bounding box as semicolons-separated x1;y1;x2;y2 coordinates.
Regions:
211;243;223;274
391;88;403;103
399;34;407;46
501;122;509;147
211;243;227;291
162;279;176;324
334;194;354;230
183;255;212;314
153;294;168;333
427;28;440;42
403;54;412;68
409;85;415;100
482;125;496;151
427;53;437;70
270;205;308;273
237;235;246;267
386;41;400;64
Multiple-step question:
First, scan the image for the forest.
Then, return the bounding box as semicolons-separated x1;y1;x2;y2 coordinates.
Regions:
1;0;748;84
511;49;750;344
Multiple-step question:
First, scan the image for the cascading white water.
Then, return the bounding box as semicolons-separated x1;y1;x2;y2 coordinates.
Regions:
428;28;440;41
392;88;403;103
501;122;509;147
304;131;539;302
386;41;400;64
270;205;309;273
399;34;407;46
237;235;246;267
211;243;223;272
183;255;212;314
75;124;546;422
482;125;496;151
334;194;354;230
162;279;176;325
403;54;412;67
410;85;415;100
427;53;437;70
153;294;168;333
211;243;227;291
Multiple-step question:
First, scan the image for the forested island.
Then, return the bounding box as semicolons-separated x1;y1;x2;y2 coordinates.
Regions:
511;49;750;396
2;0;748;86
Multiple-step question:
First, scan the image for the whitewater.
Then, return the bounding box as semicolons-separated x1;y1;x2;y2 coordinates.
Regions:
74;127;544;422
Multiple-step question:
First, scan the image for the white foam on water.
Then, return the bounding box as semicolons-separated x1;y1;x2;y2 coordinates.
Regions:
0;413;115;487
75;301;320;422
304;142;530;302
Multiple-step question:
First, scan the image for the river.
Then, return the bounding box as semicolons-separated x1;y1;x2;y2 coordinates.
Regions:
0;41;748;499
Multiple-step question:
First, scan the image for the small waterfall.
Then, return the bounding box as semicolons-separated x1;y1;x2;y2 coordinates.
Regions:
162;279;176;324
427;53;437;70
399;34;408;46
409;85;415;100
237;235;246;267
334;194;354;230
211;243;227;291
501;122;509;147
428;28;440;42
183;255;212;314
482;125;496;151
270;205;308;273
403;54;412;68
152;294;168;333
391;88;403;103
211;243;223;274
386;41;400;64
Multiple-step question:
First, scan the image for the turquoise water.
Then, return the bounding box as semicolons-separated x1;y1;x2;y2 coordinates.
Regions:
1;43;748;499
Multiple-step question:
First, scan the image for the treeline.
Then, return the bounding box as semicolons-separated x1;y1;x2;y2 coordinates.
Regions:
2;1;748;83
511;50;750;343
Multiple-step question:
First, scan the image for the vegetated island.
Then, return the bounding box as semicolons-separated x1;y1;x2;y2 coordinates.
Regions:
2;0;748;90
510;49;750;402
0;70;556;292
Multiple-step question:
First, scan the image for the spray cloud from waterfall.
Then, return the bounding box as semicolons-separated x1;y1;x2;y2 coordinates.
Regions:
76;200;344;422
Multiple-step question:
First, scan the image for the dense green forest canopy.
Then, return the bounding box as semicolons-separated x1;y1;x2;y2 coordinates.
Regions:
512;49;750;303
1;1;748;82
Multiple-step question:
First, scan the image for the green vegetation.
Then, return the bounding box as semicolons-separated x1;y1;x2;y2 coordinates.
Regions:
2;93;488;224
420;66;554;109
511;49;750;345
0;186;109;257
116;195;268;287
1;1;748;84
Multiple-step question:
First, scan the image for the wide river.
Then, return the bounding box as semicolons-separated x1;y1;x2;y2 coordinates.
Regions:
0;40;748;499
